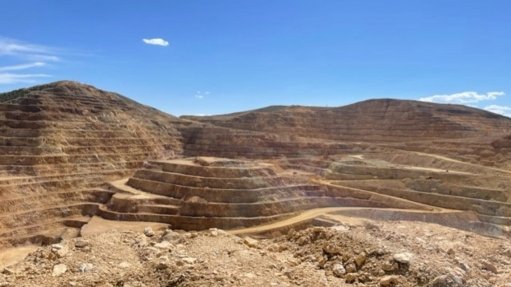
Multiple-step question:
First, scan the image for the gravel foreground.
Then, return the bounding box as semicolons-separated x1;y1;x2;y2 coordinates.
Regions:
2;218;511;287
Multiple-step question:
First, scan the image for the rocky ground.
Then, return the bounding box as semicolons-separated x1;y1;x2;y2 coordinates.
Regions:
2;216;511;287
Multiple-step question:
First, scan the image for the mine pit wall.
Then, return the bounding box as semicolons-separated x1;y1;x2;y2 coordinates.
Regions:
404;180;508;202
95;207;293;230
331;208;510;239
333;181;511;219
178;125;367;159
0;203;102;247
127;178;323;203
151;161;277;178
323;184;435;211
0;106;184;249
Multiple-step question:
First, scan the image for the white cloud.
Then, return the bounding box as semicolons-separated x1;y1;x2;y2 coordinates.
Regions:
0;38;59;62
0;62;46;72
0;73;51;84
194;91;210;99
419;91;505;104
484;105;511;117
0;38;60;85
142;38;169;47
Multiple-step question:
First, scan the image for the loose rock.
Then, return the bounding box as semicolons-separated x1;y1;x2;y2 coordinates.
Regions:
393;252;413;264
379;275;401;287
430;274;464;287
78;263;94;273
243;236;259;248
52;264;67;277
74;239;89;249
144;227;155;237
332;263;346;277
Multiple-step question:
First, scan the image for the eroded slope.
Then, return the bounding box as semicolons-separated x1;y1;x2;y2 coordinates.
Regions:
0;81;184;248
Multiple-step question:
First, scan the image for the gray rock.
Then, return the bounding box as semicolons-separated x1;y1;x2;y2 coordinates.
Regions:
332;263;346;277
78;263;94;273
430;274;464;287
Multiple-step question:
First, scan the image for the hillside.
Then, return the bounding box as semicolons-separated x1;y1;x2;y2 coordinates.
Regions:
182;99;511;142
0;81;184;248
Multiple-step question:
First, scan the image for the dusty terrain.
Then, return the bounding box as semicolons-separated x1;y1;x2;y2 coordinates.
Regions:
2;216;511;287
1;81;511;286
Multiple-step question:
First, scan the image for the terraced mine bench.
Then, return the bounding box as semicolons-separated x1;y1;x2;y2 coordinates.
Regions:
0;81;184;249
322;153;511;234
96;156;497;235
96;157;352;229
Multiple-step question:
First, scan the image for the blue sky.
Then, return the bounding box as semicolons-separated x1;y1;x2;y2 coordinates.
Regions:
1;1;510;116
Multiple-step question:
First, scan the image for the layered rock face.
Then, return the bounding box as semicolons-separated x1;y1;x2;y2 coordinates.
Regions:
0;81;183;247
97;157;347;229
179;122;363;158
316;152;511;231
183;99;511;142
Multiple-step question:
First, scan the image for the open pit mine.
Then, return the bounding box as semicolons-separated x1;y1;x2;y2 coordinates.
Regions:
1;81;511;286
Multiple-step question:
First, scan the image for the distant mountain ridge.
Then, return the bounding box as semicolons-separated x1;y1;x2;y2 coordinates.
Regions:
182;98;511;142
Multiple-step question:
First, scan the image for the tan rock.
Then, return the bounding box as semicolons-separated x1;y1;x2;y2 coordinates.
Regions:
52;264;67;277
344;273;357;283
144;227;155;237
243;236;259;248
345;262;357;273
379;275;400;287
393;252;412;264
74;239;89;249
354;252;367;268
481;260;498;274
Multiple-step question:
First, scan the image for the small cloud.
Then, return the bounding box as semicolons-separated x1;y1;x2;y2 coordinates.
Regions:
142;38;169;47
194;91;210;100
419;91;505;104
484;105;511;118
